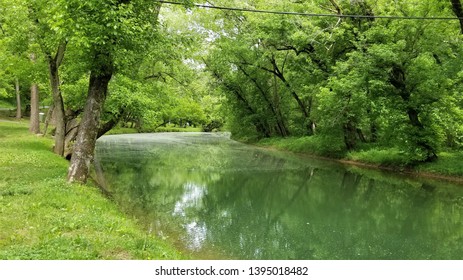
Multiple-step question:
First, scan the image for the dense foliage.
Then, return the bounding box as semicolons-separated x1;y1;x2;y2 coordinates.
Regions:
0;0;219;134
201;0;463;164
1;0;463;172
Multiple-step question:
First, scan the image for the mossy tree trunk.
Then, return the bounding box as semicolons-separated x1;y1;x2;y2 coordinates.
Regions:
67;51;113;184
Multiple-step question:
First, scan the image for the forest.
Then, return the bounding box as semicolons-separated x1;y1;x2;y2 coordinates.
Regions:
2;0;463;182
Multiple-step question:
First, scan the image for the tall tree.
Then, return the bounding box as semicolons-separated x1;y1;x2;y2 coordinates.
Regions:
0;0;33;121
68;0;162;183
197;0;463;160
28;0;69;155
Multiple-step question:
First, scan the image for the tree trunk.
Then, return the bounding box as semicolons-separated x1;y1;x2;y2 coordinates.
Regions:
47;44;67;156
239;65;289;137
407;108;422;129
356;128;367;143
97;109;124;139
343;120;357;150
390;65;437;162
210;69;271;138
406;108;437;162
29;53;40;134
29;83;40;133
269;57;314;135
15;78;21;119
42;103;54;135
68;65;113;184
450;0;463;34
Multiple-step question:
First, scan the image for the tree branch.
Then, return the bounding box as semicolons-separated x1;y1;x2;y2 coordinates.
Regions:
328;0;342;16
55;42;67;68
97;108;125;139
145;71;187;86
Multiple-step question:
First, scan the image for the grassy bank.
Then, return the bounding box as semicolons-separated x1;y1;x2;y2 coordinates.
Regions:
0;120;183;259
257;137;463;179
108;124;202;135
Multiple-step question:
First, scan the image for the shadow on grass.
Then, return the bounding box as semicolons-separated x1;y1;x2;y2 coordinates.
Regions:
2;140;52;152
0;123;29;136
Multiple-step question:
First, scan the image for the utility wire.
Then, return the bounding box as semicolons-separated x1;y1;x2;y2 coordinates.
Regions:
157;0;462;21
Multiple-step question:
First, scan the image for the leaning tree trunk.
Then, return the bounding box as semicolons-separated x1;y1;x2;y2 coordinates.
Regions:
47;44;67;156
68;62;113;184
269;57;314;135
42;103;54;135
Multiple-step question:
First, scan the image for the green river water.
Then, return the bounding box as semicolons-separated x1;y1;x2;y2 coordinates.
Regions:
94;132;463;259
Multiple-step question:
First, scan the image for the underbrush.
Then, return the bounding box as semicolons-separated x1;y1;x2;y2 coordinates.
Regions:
346;147;410;167
108;124;202;135
152;126;202;133
258;135;346;158
347;147;463;176
416;151;463;177
257;135;463;178
0;100;14;108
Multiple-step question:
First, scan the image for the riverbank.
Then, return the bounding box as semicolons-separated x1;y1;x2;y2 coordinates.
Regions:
0;120;183;259
256;137;463;184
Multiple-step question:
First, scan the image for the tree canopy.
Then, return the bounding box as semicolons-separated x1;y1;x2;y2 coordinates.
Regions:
1;0;463;181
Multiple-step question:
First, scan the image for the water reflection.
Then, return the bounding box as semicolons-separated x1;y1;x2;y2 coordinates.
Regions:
94;133;463;259
173;182;208;251
173;183;207;218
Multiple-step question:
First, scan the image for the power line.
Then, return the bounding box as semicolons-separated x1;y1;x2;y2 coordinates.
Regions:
157;0;462;21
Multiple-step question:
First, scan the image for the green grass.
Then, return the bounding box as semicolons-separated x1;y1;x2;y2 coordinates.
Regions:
0;120;183;259
257;136;463;178
107;126;139;135
257;135;346;158
108;124;202;135
0;100;14;109
346;147;410;167
416;151;463;177
153;125;202;133
347;148;463;176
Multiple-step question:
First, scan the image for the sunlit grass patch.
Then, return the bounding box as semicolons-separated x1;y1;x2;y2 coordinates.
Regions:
108;124;202;135
346;147;410;167
257;134;463;178
258;135;346;158
416;151;463;177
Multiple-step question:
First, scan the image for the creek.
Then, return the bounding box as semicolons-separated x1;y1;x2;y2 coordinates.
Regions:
94;132;463;259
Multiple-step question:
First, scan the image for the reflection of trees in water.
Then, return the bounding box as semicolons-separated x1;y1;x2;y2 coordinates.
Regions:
203;169;461;259
94;136;463;259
